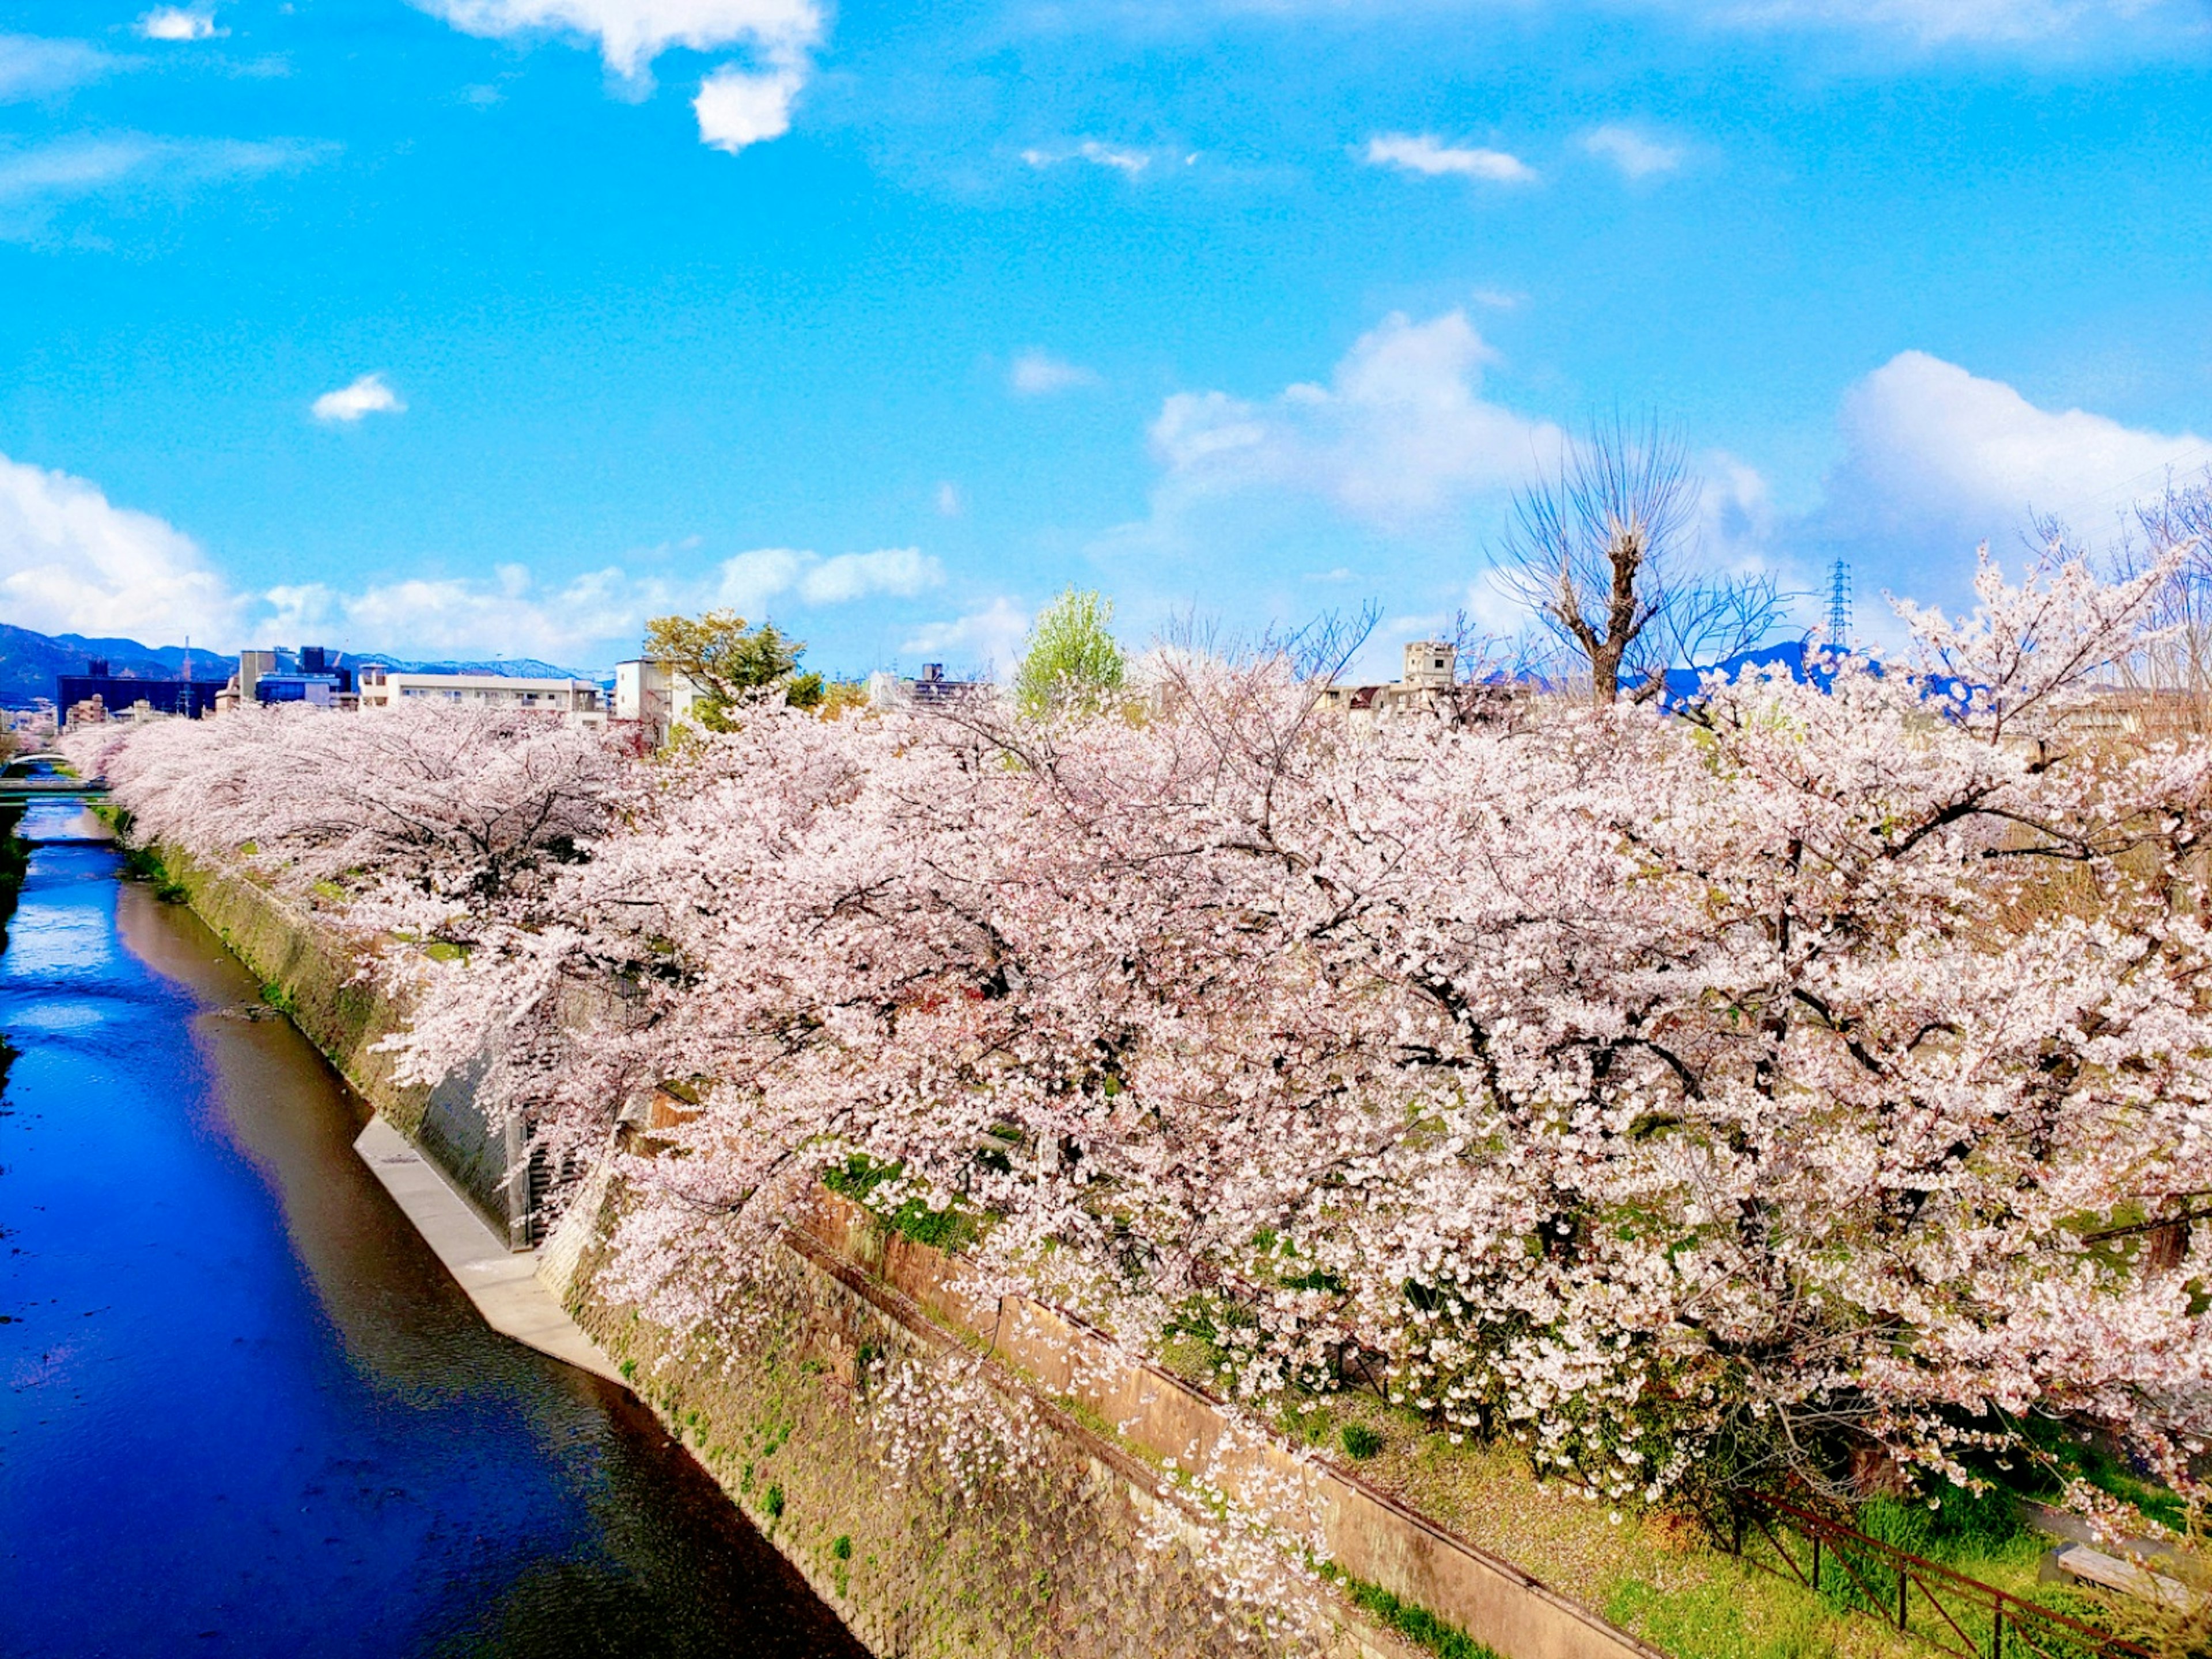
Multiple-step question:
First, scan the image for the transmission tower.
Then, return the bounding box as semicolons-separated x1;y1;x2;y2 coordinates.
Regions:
1825;559;1852;652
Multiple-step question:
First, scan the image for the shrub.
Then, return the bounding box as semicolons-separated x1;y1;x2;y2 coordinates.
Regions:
1342;1425;1385;1461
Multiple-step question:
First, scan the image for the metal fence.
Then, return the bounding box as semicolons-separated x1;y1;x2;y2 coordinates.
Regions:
1718;1493;2152;1659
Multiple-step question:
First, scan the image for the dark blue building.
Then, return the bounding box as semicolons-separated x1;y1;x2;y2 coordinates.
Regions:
57;659;224;720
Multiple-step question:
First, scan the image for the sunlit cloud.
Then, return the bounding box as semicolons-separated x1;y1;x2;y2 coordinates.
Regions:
1580;124;1683;178
1364;132;1535;185
310;373;405;423
1009;349;1101;396
136;6;223;41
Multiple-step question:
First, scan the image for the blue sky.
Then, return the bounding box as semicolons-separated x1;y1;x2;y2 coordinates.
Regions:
1;0;2208;677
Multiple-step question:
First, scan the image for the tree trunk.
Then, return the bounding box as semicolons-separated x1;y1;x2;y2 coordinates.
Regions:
1590;644;1622;705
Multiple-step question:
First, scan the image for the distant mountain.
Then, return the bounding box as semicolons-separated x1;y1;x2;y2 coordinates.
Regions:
52;632;239;680
0;624;225;707
356;654;589;680
0;623;589;708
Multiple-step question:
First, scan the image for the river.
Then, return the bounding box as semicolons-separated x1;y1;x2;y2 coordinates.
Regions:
0;800;865;1658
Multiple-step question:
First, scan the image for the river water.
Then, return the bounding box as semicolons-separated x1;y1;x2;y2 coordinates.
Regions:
0;801;865;1658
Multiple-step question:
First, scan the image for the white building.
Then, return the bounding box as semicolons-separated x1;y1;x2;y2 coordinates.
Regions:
358;667;605;726
612;659;709;746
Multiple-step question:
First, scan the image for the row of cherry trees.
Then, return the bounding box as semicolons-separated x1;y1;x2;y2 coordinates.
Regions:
76;552;2212;1519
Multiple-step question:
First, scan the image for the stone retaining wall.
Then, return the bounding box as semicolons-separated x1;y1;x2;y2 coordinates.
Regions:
791;1190;1665;1659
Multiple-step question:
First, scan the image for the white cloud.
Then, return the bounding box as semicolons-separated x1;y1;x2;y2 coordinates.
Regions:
0;446;953;662
310;373;406;424
264;570;640;661
1813;351;2207;556
1150;309;1560;524
712;543;945;611
421;0;822;155
0;35;113;101
0;134;318;239
1581;124;1683;179
1009;349;1101;396
1364;133;1535;185
419;0;820;78
1075;139;1147;175
0;451;244;643
0;457;672;661
1021;140;1150;176
694;63;800;152
1199;0;2190;47
1696;0;2184;44
711;546;805;613
935;481;964;517
252;544;942;663
902;597;1029;679
1698;450;1783;574
1469;287;1524;309
800;547;941;604
136;7;222;40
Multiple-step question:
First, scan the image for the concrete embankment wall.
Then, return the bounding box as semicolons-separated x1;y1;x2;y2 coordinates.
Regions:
789;1193;1664;1659
164;844;1666;1659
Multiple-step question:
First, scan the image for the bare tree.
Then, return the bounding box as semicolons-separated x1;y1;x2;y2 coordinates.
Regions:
1643;572;1787;685
2036;471;2212;735
1493;416;1779;704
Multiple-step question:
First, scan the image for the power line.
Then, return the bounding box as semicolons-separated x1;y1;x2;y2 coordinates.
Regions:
2037;440;2212;528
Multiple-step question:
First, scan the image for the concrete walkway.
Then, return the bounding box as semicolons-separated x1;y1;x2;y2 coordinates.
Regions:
354;1115;626;1386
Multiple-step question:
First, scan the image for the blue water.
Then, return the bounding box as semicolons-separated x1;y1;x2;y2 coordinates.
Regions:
0;801;863;1658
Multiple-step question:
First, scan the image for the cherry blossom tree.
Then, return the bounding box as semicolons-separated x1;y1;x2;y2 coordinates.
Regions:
83;544;2212;1532
80;700;620;921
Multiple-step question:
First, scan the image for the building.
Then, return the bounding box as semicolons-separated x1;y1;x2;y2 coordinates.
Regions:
866;663;992;710
253;673;346;706
56;659;223;725
359;666;605;726
213;646;356;713
612;659;709;746
1319;641;1459;718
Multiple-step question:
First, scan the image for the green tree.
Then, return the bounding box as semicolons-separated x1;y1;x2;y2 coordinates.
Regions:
643;610;825;728
1014;588;1126;717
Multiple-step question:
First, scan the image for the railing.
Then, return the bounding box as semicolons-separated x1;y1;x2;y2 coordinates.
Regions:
1717;1493;2152;1659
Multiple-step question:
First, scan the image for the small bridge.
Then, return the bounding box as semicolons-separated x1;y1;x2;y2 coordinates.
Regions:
0;755;107;799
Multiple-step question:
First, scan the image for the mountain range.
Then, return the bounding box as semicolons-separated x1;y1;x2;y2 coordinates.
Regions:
0;623;588;708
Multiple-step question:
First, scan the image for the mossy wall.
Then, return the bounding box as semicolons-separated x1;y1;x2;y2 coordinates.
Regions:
564;1203;1373;1659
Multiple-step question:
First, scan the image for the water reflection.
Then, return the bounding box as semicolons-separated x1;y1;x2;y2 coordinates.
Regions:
0;801;863;1658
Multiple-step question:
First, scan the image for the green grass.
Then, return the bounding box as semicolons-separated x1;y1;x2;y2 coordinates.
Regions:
115;841;189;903
0;803;28;944
1607;1574;1836;1659
1341;1424;1385;1460
821;1153;978;1251
1328;1571;1501;1659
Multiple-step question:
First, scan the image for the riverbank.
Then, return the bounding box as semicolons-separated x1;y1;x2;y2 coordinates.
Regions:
141;838;1716;1659
0;808;866;1657
151;844;1391;1656
0;800;33;944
